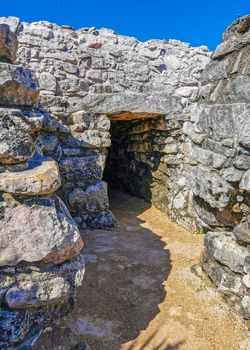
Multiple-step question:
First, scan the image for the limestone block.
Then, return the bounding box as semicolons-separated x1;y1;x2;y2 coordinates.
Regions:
0;195;84;266
223;15;250;42
186;165;233;209
223;76;250;103
202;250;246;296
0;63;39;106
204;231;249;274
200;58;229;81
221;167;243;182
194;103;250;145
39;72;58;93
4;253;85;309
213;31;250;59
37;134;58;153
0;155;61;195
68;181;109;213
0;24;18;63
59;155;104;185
233;217;250;244
78;210;118;230
234;155;250;170
240;170;250;191
0;108;35;164
5;273;71;309
70;129;111;148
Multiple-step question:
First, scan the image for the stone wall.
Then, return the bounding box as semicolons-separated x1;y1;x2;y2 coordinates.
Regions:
0;23;85;348
0;16;211;232
186;15;250;318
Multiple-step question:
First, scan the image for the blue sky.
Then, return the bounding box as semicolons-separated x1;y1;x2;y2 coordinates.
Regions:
2;0;250;50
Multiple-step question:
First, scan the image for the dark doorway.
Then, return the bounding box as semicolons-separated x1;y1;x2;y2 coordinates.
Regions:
103;117;162;203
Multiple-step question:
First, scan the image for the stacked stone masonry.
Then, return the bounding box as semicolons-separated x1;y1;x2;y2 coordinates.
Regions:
0;21;85;349
191;16;250;318
1;16;211;232
0;14;249;348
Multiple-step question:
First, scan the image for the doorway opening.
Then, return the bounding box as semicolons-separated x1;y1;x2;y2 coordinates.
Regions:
103;113;165;206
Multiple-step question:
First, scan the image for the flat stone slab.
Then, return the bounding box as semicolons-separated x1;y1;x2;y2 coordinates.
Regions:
0;63;39;106
0;155;61;195
0;195;84;266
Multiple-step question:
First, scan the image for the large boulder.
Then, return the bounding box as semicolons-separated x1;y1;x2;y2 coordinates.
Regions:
0;195;83;266
0;24;18;63
0;63;39;106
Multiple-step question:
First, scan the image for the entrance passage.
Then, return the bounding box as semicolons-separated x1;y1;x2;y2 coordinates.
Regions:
104;117;162;203
31;190;246;350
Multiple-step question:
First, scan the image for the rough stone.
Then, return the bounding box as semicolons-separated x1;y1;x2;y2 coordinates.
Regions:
204;231;249;274
0;195;84;266
0;155;61;195
233;217;250;244
0;63;39;106
0;23;18;63
68;181;109;213
0;108;35;164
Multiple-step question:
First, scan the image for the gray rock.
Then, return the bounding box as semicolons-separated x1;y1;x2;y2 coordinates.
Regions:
5;272;71;309
233;218;250;244
59;155;104;185
0;195;83;266
202;250;246;296
0;155;61;195
0;108;35;164
204;231;249;274
240;170;250;191
68;181;109;213
79;210;118;230
213;31;250;59
0;23;18;63
0;63;39;106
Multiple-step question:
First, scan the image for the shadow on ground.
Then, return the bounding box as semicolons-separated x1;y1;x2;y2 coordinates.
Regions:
32;190;173;350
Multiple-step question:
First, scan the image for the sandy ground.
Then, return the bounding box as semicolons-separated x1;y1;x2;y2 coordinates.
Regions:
34;190;249;350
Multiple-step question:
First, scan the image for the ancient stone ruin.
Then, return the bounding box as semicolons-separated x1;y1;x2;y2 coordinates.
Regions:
0;14;249;348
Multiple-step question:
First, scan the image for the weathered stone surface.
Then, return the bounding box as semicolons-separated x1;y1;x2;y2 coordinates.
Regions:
59;155;104;185
80;210;118;230
223;15;250;42
0;24;18;63
0;195;83;266
5;273;70;309
193;103;250;145
0;63;39;106
68;181;109;213
70;129;111;148
186;165;233;209
202;250;246;297
233;217;250;244
0;274;14;301
204;231;249;274
0;108;35;164
213;31;250;59
239;170;250;191
5;254;85;309
0;155;61;195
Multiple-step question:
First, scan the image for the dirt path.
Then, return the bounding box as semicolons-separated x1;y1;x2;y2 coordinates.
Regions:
34;190;249;350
